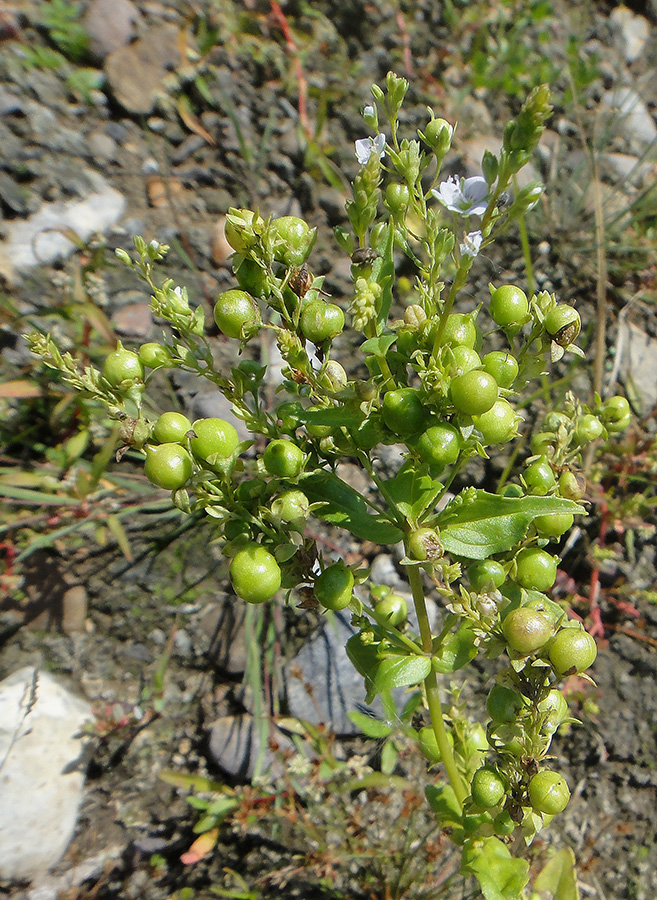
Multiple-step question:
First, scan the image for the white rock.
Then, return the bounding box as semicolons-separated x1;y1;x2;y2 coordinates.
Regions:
618;321;657;413
0;172;126;281
609;6;650;63
0;666;93;881
602;88;657;149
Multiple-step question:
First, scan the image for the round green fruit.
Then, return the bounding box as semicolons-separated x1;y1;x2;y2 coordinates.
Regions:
300;299;345;343
271;216;316;267
468;559;506;592
408;527;441;561
489;285;529;328
482;351;518;388
451;346;482;375
271;489;309;524
574;414;604;445
224;208;264;254
374;593;408;627
471;767;506;808
549;628;597;675
104;347;144;387
528;770;570;815
314;562;354;611
138;342;171;369
602;395;630;424
213;290;260;340
442;313;478;349
190;418;240;464
534;513;574;540
263;439;304;478
385;182;410;216
473;399;517;445
515;548;558;591
144;443;193;491
502;607;553;654
152;412;192;445
382;388;426;436
415;423;460;468
543;305;580;345
450;370;498;416
523;457;556;495
230;543;282;604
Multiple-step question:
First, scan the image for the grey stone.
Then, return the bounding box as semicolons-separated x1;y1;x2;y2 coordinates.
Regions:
0;170;36;215
86;128;118;163
111;303;153;340
0;666;92;880
202;600;248;675
208;714;294;779
602;87;657;149
104;25;184;115
84;0;139;62
618;321;657;413
608;6;650;63
0;87;24;116
0;171;126;282
283;611;370;735
370;553;403;588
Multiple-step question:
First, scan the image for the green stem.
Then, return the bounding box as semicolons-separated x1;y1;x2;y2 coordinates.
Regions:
406;563;468;807
517;212;534;297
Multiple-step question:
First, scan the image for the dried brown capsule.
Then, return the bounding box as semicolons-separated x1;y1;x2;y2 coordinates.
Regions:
351;247;379;266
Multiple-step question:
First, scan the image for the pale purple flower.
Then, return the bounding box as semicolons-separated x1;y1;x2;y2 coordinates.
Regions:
355;133;386;165
460;230;483;258
433;175;489;216
363;105;375;119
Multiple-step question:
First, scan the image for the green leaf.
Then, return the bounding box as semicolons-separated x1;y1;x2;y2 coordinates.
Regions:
301;471;403;545
360;334;397;356
384;461;443;523
346;632;380;679
299;406;363;429
425;783;462;828
432;622;478;673
437;489;585;560
367;654;431;702
348;710;393;739
533;847;579;900
380;739;398;774
462;836;530;900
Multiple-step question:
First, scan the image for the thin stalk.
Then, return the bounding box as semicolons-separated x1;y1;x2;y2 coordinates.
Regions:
517;211;535;297
406;564;468;806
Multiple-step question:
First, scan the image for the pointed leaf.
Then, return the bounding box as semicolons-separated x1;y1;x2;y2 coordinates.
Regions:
437;489;585;560
348;710;393;739
432;622;478;673
301;471;403;545
384;461;444;523
462;836;530;900
533;847;579;900
368;654;431;698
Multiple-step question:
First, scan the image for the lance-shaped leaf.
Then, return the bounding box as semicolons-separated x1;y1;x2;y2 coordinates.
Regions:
301;471;403;545
436;489;585;560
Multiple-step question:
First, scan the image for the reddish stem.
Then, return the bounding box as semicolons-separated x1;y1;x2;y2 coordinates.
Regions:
269;1;311;139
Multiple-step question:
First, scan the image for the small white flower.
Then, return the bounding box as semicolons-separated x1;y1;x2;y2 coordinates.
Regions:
363;105;375;118
460;230;483;258
355;133;386;165
433;175;489;216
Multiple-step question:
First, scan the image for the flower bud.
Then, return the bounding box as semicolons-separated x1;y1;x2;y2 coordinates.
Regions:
224;208;264;254
404;304;427;330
